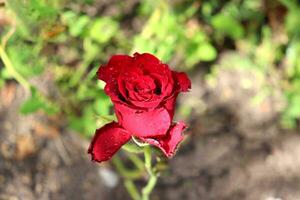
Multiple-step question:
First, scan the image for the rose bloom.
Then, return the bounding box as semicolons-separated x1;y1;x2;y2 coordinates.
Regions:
89;53;191;162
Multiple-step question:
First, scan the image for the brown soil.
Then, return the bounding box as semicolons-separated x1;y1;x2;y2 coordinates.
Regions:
152;54;300;200
1;54;300;200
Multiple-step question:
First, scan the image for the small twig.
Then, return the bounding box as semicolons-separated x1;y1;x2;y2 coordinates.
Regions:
1;26;15;48
0;27;32;91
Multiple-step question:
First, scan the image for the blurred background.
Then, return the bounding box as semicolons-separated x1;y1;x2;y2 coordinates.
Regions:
1;0;300;199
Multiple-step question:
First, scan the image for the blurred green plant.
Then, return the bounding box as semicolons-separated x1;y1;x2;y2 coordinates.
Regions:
1;0;300;135
202;0;300;128
279;0;300;128
2;0;300;199
133;1;216;68
1;0;219;138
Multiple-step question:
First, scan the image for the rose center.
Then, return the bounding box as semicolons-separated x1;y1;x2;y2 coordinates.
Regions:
131;76;156;95
135;82;152;93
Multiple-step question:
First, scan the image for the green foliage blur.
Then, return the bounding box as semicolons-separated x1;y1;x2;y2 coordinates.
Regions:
1;0;300;137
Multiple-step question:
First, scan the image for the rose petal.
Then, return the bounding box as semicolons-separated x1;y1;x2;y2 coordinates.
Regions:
117;78;128;100
142;122;187;157
117;73;136;100
126;75;156;101
173;72;191;92
97;55;134;102
151;72;174;98
163;96;177;119
129;98;162;109
97;55;133;83
104;83;123;103
114;103;171;138
88;122;131;162
133;53;173;79
133;53;160;72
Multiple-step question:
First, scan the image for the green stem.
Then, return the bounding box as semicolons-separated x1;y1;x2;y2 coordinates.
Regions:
141;174;157;200
122;143;144;154
128;154;145;171
144;146;152;174
0;44;31;91
112;156;143;180
124;180;141;200
141;146;158;200
0;28;31;91
70;59;91;86
112;156;143;200
114;146;159;200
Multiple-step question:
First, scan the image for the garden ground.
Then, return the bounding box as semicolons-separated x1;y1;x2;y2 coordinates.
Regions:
1;59;299;200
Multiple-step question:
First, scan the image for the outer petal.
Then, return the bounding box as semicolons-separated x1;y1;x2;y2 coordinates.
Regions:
97;55;133;84
114;103;171;138
142;122;187;157
104;83;120;102
133;53;173;78
88;122;131;162
163;96;177;119
133;53;161;72
173;72;191;92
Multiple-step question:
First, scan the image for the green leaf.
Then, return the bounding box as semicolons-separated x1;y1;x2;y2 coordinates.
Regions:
211;13;244;39
61;10;77;25
197;43;217;61
285;94;300;118
0;79;4;89
7;44;45;78
20;89;58;115
70;15;90;37
285;8;300;37
7;0;58;37
68;106;97;137
133;36;156;55
94;94;112;116
89;17;119;43
20;95;45;114
83;38;100;61
186;43;217;66
0;68;11;79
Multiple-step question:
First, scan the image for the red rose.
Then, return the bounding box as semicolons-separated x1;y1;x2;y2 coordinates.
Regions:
88;53;191;162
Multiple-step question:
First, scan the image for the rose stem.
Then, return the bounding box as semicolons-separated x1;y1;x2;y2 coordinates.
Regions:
124;180;141;200
141;146;158;200
112;156;143;180
112;155;143;200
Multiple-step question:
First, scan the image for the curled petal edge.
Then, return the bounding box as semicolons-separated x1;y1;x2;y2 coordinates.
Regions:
88;122;132;162
141;121;187;157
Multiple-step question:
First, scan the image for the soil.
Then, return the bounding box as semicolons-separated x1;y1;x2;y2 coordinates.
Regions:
152;54;300;200
1;54;300;200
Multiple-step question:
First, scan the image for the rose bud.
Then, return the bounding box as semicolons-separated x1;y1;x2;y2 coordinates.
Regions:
88;53;191;162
